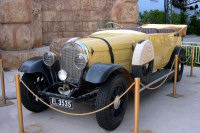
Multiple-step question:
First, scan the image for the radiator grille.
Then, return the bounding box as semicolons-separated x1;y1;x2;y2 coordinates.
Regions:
61;43;84;84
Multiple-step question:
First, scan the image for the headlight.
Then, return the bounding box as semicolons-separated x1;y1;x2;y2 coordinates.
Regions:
43;51;56;67
74;54;88;69
58;69;68;81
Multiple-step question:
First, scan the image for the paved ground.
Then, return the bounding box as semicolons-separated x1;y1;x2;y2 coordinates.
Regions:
0;66;200;133
183;35;200;45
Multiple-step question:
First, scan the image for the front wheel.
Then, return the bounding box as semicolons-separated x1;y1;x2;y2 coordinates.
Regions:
95;74;128;131
20;73;49;112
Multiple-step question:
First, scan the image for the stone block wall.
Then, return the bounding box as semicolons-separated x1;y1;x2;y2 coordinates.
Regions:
34;0;138;45
0;0;138;69
0;0;43;50
0;0;42;69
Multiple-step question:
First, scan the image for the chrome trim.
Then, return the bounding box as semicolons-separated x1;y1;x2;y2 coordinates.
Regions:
75;41;89;56
43;51;56;67
59;37;79;58
60;41;89;58
74;54;88;70
60;41;89;84
67;37;80;43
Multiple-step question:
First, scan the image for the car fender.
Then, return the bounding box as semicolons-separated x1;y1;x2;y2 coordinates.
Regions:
166;47;186;68
85;63;133;86
132;40;154;66
18;56;59;85
174;46;186;57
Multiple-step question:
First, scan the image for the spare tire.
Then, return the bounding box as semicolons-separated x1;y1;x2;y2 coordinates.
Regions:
132;60;154;84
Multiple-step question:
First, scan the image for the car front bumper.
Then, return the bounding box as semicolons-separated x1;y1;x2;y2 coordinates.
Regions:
38;82;97;104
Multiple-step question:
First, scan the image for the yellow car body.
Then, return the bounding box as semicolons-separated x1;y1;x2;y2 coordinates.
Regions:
78;24;187;72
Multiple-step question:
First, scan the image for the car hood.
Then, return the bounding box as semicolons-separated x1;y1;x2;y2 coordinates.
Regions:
77;29;148;52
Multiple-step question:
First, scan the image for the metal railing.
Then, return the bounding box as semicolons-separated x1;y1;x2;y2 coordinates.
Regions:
182;42;200;65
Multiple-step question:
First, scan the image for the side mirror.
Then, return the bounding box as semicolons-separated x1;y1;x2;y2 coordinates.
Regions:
174;32;179;37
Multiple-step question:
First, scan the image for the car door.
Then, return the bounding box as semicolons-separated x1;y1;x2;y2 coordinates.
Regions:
162;33;176;66
148;34;165;71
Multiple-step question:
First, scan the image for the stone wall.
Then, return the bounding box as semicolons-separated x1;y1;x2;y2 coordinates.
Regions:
0;0;42;69
0;0;138;69
0;0;43;50
34;0;138;45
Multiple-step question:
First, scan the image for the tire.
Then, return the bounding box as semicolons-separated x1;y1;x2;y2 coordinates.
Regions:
173;52;185;82
95;74;128;131
164;47;186;82
132;60;154;84
20;73;49;112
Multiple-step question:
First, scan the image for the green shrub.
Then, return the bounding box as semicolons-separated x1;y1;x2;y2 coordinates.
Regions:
138;10;188;25
138;10;165;25
187;11;200;35
172;11;188;24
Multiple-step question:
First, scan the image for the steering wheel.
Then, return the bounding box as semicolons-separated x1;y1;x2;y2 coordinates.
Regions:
104;22;122;29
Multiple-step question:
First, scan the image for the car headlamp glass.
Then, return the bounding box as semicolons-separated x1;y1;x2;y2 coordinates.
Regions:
74;54;88;69
43;51;56;67
58;69;68;81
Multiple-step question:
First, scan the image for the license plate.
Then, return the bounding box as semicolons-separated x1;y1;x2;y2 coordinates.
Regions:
49;97;73;109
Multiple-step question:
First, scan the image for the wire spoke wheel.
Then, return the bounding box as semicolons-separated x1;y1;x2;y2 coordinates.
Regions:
176;54;185;82
109;86;126;122
20;73;49;112
29;74;49;103
95;74;128;131
178;61;184;76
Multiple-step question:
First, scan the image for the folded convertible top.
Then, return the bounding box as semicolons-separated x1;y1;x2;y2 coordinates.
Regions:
140;24;188;37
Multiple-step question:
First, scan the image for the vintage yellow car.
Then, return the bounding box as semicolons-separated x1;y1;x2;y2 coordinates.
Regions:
19;23;187;130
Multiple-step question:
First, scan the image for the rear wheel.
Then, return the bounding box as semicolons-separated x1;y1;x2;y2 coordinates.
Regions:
166;48;185;82
95;74;128;131
20;73;49;112
173;52;185;82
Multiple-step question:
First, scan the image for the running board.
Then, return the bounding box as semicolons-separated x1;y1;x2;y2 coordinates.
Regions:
140;69;175;92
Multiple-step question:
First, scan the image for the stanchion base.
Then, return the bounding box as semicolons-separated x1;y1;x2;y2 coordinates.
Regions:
0;100;14;107
167;93;184;98
186;75;196;77
130;129;152;133
193;82;200;85
24;124;44;133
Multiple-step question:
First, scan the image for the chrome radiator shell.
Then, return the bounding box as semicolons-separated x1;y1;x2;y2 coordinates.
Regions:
60;42;86;84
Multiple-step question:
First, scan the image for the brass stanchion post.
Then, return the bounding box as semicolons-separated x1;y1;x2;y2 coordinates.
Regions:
190;47;194;77
15;74;24;133
0;59;6;104
134;78;140;133
173;55;178;97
